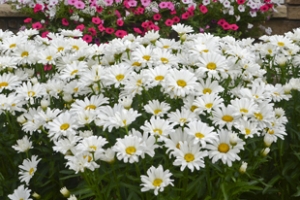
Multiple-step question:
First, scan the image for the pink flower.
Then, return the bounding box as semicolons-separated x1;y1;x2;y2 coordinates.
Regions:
141;0;151;7
236;0;245;4
24;18;32;23
105;0;113;6
96;6;103;12
74;1;85;9
153;13;161;21
127;0;137;7
181;12;190;19
88;27;97;36
217;19;227;26
166;2;175;10
41;31;50;38
105;27;115;34
92;16;102;24
260;4;270;12
98;24;106;32
230;24;239;31
136;7;145;14
34;4;43;13
172;16;180;23
32;22;43;29
76;24;85;31
44;64;52;71
159;2;168;9
116;19;124;26
115;30;128;38
221;22;230;30
115;10;121;18
170;10;176;15
141;21;150;28
133;27;143;34
199;5;208;14
62;18;69;26
83;34;93;43
149;24;160;31
165;19;173;26
68;0;76;5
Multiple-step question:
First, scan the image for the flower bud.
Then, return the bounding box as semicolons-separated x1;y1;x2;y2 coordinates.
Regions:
32;192;41;199
230;133;238;146
60;187;70;198
261;147;270;157
41;99;50;109
264;134;273;147
239;161;248;174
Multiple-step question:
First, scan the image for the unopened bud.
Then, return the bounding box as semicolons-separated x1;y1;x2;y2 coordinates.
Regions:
239;161;248;174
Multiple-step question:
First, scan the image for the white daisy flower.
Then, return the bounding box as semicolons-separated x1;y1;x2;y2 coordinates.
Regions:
8;185;32;200
206;130;245;167
12;135;33;153
65;152;100;173
196;78;224;95
15;81;46;104
212;104;239;129
18;155;41;185
143;66;169;88
172;141;208;172
70;94;109;114
193;93;224;113
185;120;218;147
141;117;175;138
113;135;145;163
168;108;198;127
102;64;132;87
143;99;171;117
76;135;108;159
0;73;20;92
140;165;174;196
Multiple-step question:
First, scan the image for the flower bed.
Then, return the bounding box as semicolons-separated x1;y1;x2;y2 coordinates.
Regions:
1;25;300;199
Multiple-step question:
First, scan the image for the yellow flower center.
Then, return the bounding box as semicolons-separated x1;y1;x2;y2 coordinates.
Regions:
71;69;78;76
152;178;163;187
136;79;142;86
245;128;251;135
218;143;230;153
176;143;180;149
195;132;205;139
160;57;169;64
116;74;125;81
9;43;16;48
27;91;35;97
268;129;275;135
254;112;263;121
163;45;170;49
155;75;164;81
46;56;52;61
153;128;162;135
205;103;213;109
184;153;195;162
85;104;96;110
240;108;248;114
132;61;141;67
74;87;78;92
180;118;186;124
203;88;212;94
72;45;79;51
142;55;151;61
154;109;162;115
277;42;284;47
58;47;64;52
29;168;34;175
21;51;29;57
203;49;209;53
206;62;217;70
122;120;127;126
190;105;198;112
222;115;234;122
60;123;70;131
177;79;186;87
83;155;93;162
89;145;97;151
0;82;8;88
125;146;136;155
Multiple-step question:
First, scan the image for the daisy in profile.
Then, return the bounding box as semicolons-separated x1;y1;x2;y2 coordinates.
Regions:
113;135;145;163
12;135;33;153
196;52;228;80
172;23;194;36
143;99;171;117
206;130;245;167
141;117;175;138
172;141;208;172
59;61;88;80
8;185;32;200
65;152;100;173
76;135;108;160
196;78;224;95
185;120;218;147
18;155;41;185
140;165;174;196
236;119;260;138
70;94;109;114
53;134;81;155
163;68;198;98
168;108;198;127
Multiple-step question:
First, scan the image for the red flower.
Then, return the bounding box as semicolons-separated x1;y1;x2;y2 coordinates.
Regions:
141;21;149;28
96;6;103;13
260;4;270;12
153;13;161;21
165;19;174;27
24;18;32;23
222;22;230;30
236;0;245;4
134;27;143;34
34;4;43;13
44;64;52;71
98;24;105;32
105;27;115;34
149;24;160;31
62;18;69;26
41;31;50;38
83;34;93;43
115;30;128;38
181;12;190;20
92;17;102;25
230;24;239;31
217;19;227;26
32;22;43;30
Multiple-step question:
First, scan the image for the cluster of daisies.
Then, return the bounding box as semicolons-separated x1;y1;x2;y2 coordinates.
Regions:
2;24;300;199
